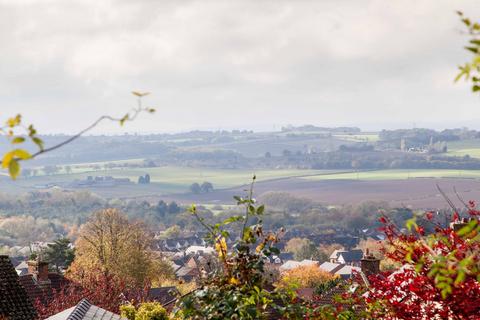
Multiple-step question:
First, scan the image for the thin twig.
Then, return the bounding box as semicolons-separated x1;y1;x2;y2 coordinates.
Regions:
436;183;458;213
30;104;146;159
241;176;256;241
453;186;469;210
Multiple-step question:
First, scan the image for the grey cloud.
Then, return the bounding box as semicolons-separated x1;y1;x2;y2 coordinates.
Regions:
0;0;480;134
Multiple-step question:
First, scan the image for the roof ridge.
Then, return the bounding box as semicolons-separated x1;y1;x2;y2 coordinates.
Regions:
67;298;91;320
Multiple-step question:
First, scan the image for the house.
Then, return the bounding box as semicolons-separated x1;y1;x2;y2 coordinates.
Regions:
45;298;126;320
329;249;363;266
279;259;319;272
0;255;37;320
184;245;214;256
318;261;345;274
15;260;29;276
19;259;70;306
316;251;381;308
319;261;361;279
175;265;200;282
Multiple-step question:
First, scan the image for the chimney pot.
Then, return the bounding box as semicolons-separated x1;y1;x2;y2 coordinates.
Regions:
361;250;380;277
27;260;51;286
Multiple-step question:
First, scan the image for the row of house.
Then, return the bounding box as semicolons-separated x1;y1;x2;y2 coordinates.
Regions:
278;248;368;279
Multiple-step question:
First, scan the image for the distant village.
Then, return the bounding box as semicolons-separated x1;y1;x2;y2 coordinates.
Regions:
0;223;387;319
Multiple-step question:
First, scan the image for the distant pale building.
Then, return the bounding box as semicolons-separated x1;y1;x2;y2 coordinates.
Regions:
329;249;363;266
279;259;319;272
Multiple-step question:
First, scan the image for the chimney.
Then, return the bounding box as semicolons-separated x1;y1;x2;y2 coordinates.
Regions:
360;249;380;277
27;260;51;287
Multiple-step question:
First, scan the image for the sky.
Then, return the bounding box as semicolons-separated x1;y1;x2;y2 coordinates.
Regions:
1;0;480;134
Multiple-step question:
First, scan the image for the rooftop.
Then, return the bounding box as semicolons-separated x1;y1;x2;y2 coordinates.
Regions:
45;298;126;320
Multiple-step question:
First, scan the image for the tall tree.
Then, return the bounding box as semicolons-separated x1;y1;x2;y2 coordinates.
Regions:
200;181;214;193
189;182;201;194
167;201;180;214
44;238;75;271
69;208;160;286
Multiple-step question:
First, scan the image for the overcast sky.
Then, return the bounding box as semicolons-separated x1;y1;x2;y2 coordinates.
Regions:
1;0;480;134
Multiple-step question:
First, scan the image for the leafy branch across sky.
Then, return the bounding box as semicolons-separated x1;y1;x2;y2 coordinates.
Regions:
1;91;154;179
455;11;480;93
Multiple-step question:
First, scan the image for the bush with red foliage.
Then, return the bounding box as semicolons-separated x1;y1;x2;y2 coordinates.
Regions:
34;270;148;319
303;202;480;319
364;202;480;319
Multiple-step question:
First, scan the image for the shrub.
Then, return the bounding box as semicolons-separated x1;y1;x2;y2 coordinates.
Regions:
121;302;168;320
277;265;337;291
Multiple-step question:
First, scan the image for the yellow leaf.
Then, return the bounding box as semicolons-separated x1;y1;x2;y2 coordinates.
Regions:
255;243;265;253
132;91;150;97
119;114;129;126
215;237;227;258
6;114;21;128
229;277;240;285
13;149;32;160
2;152;13;169
9;159;20;180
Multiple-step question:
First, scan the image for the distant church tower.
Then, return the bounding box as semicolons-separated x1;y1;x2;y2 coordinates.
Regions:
400;138;406;152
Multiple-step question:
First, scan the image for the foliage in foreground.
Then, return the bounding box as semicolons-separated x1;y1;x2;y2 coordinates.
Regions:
314;203;480;319
175;177;306;319
363;205;480;319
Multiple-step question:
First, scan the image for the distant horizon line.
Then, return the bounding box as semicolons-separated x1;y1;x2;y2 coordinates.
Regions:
33;124;479;137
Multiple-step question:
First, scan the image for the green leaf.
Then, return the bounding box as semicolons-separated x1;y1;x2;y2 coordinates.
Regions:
119;114;129;126
406;217;417;231
465;46;478;54
257;205;265;215
11;137;25;144
457;220;477;236
223;216;243;225
454;271;466;285
28;125;37;136
32;137;44;150
220;230;230;238
8;159;20;180
269;247;280;254
473;85;480;92
462;18;471;27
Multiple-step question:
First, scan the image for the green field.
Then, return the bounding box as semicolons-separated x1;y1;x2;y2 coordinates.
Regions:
301;169;480;181
7;167;343;196
447;139;480;158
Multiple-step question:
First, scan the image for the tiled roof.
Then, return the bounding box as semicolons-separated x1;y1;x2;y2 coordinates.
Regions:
329;249;346;260
338;250;363;263
19;272;70;305
0;255;37;320
319;261;344;274
148;286;179;305
279;259;318;272
45;298;126;320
